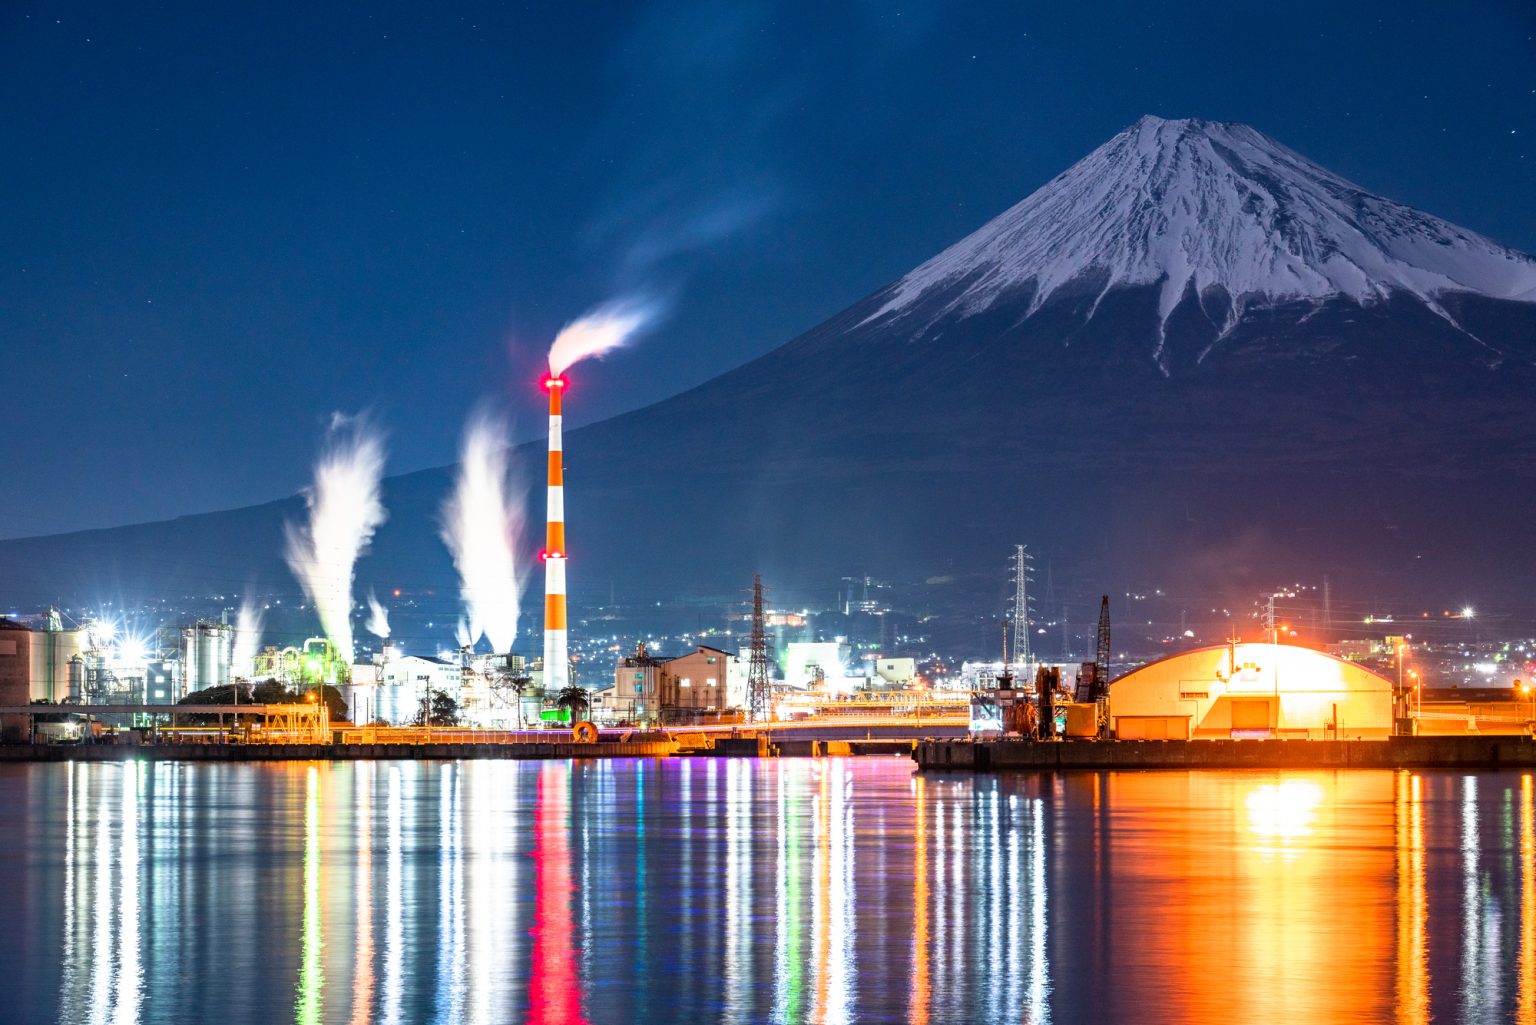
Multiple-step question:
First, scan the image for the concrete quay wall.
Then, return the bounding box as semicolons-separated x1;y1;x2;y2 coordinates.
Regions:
915;736;1536;772
0;740;679;763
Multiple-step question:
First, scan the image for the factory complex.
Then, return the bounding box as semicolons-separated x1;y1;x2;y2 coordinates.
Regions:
0;603;931;740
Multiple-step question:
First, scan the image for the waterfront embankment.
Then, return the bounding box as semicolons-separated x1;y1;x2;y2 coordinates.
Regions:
0;740;679;762
915;735;1536;771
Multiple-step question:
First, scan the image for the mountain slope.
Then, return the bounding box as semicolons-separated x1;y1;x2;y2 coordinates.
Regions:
3;116;1534;623
866;116;1536;371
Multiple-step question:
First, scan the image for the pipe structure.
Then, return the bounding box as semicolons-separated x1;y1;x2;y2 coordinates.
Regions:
542;374;569;693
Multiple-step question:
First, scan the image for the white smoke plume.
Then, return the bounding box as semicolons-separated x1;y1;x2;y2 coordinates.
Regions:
283;414;388;661
441;411;524;653
546;297;659;377
366;590;391;639
231;600;263;680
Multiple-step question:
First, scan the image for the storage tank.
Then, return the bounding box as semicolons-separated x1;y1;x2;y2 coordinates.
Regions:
183;622;234;692
197;626;217;690
28;626;85;703
67;656;87;702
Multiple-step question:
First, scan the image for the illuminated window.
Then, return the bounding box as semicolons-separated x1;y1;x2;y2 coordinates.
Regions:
680;677;691;687
707;678;717;686
707;657;717;663
635;684;643;693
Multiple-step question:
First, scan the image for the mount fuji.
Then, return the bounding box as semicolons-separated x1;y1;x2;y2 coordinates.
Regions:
866;116;1536;372
3;116;1534;620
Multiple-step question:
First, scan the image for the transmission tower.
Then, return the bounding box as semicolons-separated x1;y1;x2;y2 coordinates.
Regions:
1009;545;1034;669
1263;592;1280;644
746;574;772;722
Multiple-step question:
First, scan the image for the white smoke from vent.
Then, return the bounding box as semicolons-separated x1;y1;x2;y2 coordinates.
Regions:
546;297;660;377
283;414;388;661
365;590;391;639
441;411;524;654
231;600;263;681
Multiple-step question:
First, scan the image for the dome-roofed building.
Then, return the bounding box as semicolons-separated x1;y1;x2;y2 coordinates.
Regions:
1110;642;1394;741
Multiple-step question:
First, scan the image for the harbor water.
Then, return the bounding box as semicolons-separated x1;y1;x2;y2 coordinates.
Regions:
1;757;1532;1024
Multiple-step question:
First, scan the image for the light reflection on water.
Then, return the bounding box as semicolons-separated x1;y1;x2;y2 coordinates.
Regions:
2;760;1536;1024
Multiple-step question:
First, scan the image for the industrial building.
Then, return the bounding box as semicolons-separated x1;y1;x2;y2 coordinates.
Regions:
1109;642;1394;740
872;657;917;687
0;614;176;705
340;648;540;727
782;640;851;691
605;643;737;723
0;620;30;740
365;653;464;724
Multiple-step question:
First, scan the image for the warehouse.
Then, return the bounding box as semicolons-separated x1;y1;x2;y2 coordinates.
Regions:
1110;642;1394;740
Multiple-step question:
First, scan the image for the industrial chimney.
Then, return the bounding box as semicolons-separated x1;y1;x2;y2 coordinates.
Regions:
542;373;569;693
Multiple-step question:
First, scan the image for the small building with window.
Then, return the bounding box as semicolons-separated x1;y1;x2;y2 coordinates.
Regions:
608;643;736;723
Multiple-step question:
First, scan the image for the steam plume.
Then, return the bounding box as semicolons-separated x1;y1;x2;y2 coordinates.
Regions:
441;411;524;653
546;297;658;376
284;414;387;660
231;600;263;680
366;590;391;639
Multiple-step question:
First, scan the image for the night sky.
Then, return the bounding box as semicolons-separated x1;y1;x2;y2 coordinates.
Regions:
2;0;1531;538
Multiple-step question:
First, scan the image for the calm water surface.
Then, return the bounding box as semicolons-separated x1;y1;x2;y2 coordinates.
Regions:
1;758;1532;1024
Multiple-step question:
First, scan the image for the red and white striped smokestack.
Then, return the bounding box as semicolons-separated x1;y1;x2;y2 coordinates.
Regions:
542;373;569;693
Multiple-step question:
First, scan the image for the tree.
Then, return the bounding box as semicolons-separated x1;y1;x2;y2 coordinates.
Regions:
178;683;258;724
176;678;348;724
554;685;589;721
414;689;461;727
251;679;290;703
313;684;348;722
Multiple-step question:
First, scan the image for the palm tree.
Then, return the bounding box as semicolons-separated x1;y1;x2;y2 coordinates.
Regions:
554;685;589;722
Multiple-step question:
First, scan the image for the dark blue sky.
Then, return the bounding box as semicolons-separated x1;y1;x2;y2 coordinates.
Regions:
2;0;1531;537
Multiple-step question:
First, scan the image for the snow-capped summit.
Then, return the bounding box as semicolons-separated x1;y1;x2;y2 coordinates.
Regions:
863;116;1536;359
